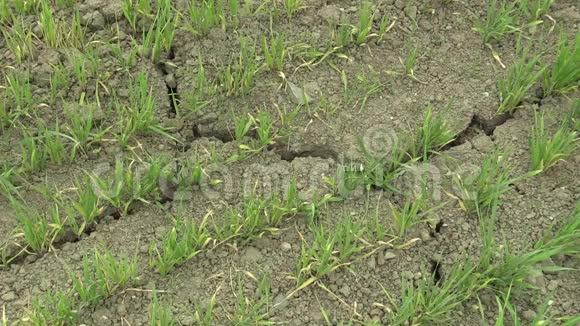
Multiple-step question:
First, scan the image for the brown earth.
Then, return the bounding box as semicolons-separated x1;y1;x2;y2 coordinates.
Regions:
0;0;579;325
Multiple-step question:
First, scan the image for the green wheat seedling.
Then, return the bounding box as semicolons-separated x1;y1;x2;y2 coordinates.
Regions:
233;108;252;147
341;70;353;107
409;105;455;159
389;193;439;239
55;0;75;8
266;181;300;226
494;291;574;326
0;0;11;24
518;0;553;21
150;291;175;326
116;72;171;146
0;165;17;199
530;111;578;172
122;0;152;30
404;39;419;79
6;71;33;113
122;0;137;30
230;275;272;324
24;290;78;326
498;41;545;113
67;175;103;235
20;131;47;172
228;0;240;27
64;102;108;158
39;1;62;48
149;211;211;276
250;110;276;152
543;32;580;96
133;156;172;203
177;157;205;187
70;257;107;306
364;202;389;243
89;159;129;213
262;34;286;71
385;261;485;325
10;198;53;252
0;96;11;131
219;37;260;96
353;1;376;45
194;288;218;325
333;24;354;48
49;64;71;105
67;50;90;90
92;247;138;294
282;0;304;21
182;59;217;115
473;0;517;43
40;123;70;165
352;71;382;112
452;150;515;214
157;0;177;53
294;219;364;285
186;0;225;36
13;0;41;15
105;37;138;72
213;195;279;243
71;248;137;307
300;192;344;223
377;15;395;44
357;137;410;191
68;11;86;49
482;205;579;293
2;19;34;64
140;4;177;64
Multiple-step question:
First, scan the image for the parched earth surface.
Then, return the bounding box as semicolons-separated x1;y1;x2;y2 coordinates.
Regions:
0;0;579;325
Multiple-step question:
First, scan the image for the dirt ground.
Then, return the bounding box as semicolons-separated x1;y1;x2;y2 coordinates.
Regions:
0;0;579;325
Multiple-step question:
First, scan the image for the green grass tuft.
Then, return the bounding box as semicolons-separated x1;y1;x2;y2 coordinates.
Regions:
498;41;545;113
530;111;578;172
543;32;580;96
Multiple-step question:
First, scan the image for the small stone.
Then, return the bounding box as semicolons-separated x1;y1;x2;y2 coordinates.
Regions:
395;0;405;9
414;272;422;280
117;303;127;315
377;252;386;266
273;294;288;309
318;5;341;24
384;251;397;260
1;291;17;302
287;81;312;105
101;2;123;22
82;11;105;30
154;226;168;238
522;310;536;321
471;135;495;153
240;247;261;264
339;285;351;296
419;230;431;242
165;74;177;89
403;271;414;280
198;112;218;124
404;5;418;21
24;254;38;264
280;242;292;251
179;315;195;326
547;280;559;291
92;307;113;326
367;256;376;269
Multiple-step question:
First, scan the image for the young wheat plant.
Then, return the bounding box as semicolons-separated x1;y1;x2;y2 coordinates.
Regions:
530;111;578;172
